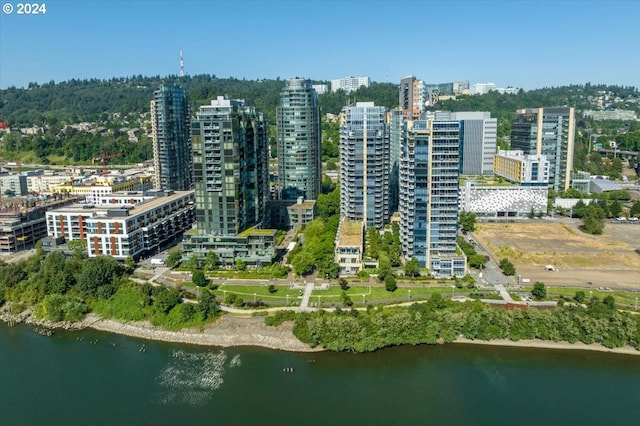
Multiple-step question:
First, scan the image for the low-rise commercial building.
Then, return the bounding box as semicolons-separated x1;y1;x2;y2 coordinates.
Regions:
459;180;548;218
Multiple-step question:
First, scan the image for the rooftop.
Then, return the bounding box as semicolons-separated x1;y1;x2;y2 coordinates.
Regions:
337;219;363;247
237;225;277;237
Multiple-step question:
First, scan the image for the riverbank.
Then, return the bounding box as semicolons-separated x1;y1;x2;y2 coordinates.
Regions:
454;337;640;356
1;303;638;355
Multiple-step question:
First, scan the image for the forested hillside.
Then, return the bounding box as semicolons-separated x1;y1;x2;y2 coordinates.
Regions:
1;75;638;168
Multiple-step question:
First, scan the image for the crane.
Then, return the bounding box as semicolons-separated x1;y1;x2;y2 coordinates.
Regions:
92;150;125;176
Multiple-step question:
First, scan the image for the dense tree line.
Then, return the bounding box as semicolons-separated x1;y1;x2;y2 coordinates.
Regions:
267;294;640;352
0;245;218;329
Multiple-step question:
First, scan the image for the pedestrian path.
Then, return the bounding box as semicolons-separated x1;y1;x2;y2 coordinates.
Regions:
299;281;315;311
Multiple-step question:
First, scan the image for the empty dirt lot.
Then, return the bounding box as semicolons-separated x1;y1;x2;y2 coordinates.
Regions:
473;221;640;289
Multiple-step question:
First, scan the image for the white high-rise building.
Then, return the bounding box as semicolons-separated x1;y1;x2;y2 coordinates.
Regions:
339;102;390;229
331;76;371;93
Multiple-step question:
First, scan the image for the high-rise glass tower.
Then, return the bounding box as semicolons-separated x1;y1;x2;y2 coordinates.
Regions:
340;102;390;229
277;79;322;201
190;96;269;236
399;119;465;277
150;84;193;191
510;107;575;192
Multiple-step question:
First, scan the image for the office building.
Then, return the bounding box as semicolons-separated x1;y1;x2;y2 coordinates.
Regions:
399;119;465;277
459;180;548;219
510;107;575;192
399;76;421;119
151;84;194;191
277;79;322;201
427;111;497;175
339;102;390;229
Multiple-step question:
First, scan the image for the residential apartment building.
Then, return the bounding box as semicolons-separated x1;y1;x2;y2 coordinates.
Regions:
151;84;194;191
493;150;549;186
339;102;390;230
277;79;322;201
399;119;465;277
182;97;276;267
330;76;370;93
45;190;195;260
389;108;404;213
399;76;421;119
510;107;575;192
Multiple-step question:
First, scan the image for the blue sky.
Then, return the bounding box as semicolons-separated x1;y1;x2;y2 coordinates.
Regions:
1;1;639;90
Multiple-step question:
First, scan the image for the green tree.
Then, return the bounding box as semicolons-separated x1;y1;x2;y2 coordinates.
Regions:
499;258;516;276
165;250;182;268
404;257;420;277
531;282;547;300
155;287;181;314
630;200;640;218
235;258;246;271
459;211;476;232
291;251;314;276
574;290;586;304
581;204;605;234
124;256;136;274
603;295;616;310
341;291;353;307
198;288;217;320
187;254;201;271
76;256;122;299
192;269;207;287
205;251;219;270
468;254;488;270
384;274;397;292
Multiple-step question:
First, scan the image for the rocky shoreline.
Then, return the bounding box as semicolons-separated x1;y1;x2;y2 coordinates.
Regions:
1;303;637;355
0;303;322;352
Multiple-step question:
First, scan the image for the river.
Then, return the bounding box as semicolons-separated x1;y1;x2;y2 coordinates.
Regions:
1;323;639;425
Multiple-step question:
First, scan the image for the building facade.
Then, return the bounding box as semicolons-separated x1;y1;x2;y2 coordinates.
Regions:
493;150;549;185
277;79;322;201
182;97;276;267
459;181;548;218
335;218;364;277
428;111;497;176
45;190;195;260
399;119;465;277
510;107;575;192
190;96;269;236
339;102;390;229
330;76;370;93
151;84;194;191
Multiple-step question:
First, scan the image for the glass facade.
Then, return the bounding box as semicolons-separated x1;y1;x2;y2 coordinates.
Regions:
399;119;465;277
339;103;390;229
151;84;194;191
277;79;322;201
190;97;268;236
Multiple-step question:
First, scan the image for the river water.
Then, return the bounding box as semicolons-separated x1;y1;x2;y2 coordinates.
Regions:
1;323;639;426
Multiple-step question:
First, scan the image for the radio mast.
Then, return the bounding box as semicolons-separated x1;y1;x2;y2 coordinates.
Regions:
179;50;185;77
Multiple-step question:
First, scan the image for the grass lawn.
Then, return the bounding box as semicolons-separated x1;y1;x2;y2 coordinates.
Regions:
311;285;458;303
546;286;640;307
214;284;301;300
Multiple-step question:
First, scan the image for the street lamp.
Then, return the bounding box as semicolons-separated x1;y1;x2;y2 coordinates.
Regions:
589;290;593;300
362;294;365;306
286;294;289;306
451;285;455;299
408;290;412;301
635;297;638;311
253;293;257;303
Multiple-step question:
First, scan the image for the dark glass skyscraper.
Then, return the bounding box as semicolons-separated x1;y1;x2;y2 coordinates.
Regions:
191;96;269;236
151;84;194;191
277;79;321;201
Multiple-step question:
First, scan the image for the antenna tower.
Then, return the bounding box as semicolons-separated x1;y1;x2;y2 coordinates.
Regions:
180;50;185;77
